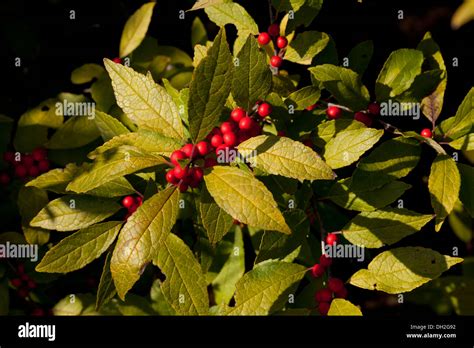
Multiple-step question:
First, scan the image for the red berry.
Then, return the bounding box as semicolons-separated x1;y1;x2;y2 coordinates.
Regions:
11;278;22;287
31;308;45;316
22;154;34;168
315;288;333;303
27;166;40;177
0;172;10;185
276;36;288;49
215;144;228;156
170;150;187;165
206;127;222;141
326;106;342;120
257;32;271;45
32;147;47;161
112;57;122;64
220;121;235;135
368;102;381;115
37;160;50;173
311;264;325;278
258;102;272;117
334;287;348;299
204;158;218;168
354;112;373;127
122;196;135;208
179;182;188;193
211;134;224;148
328;278;345;293
238;132;251;144
192;167;204;182
173;165;188;180
196;141;210;156
17;264;25;274
18;288;29;298
326;233;338;246
421;128;432;138
136;197;143;206
318;302;331;316
128;204;139;213
319;254;332;268
223;132;237;147
27;280;37;289
239;117;254;131
306;104;317;111
249;123;262;137
270;55;283;68
166;170;179;185
21;273;29;281
268;23;280;37
3;151;14;164
302;139;313;149
277;131;286;137
181;144;196;159
231;107;246;122
14;165;27;178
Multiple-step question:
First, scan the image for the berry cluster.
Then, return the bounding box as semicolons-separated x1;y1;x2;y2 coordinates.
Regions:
311;234;338;278
257;23;287;68
315;277;348;316
1;148;49;186
165;103;271;192
10;264;37;299
121;195;143;220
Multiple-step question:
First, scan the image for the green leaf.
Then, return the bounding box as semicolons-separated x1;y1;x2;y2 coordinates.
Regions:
189;0;226;11
284;0;323;33
449;133;474;151
349;247;463;293
111;187;180;299
350;137;421;191
342;208;434;248
17;99;64;129
328;299;363;316
457;163;474;217
89;130;182;159
47;117;100;150
188;28;233;142
285;31;329;65
17;186;50;245
14;125;48;153
428;155;461;231
449;201;473;243
94;110;130;142
104;59;184;139
153;233;209;315
71;64;105;84
232;35;272;111
227;261;307;315
402;131;447;155
327;178;411;212
440;88;474;140
67;145;166;193
96;251;117;310
323;128;383;169
272;0;305;12
237;135;335;181
36;221;122;273
191;17;208;47
212;227;245;305
204;166;291;234
375;49;424;101
285;86;321;110
347;40;373;75
204;2;258;34
150;279;176;315
199;186;234;245
120;2;156;58
314;119;365;147
309;65;370;111
30;195;121;232
451;0;474;29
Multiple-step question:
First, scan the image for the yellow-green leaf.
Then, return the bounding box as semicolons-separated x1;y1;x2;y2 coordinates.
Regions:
120;2;156;58
452;0;474;29
284;31;329;65
199;186;234;245
46;117;100;150
449;133;474;151
94;110;130;141
204;2;258;34
328;299;362;316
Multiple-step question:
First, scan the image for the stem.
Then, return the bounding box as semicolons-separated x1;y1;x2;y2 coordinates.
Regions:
267;0;274;24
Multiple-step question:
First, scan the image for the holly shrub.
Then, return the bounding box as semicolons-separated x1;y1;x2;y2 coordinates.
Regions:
1;0;473;316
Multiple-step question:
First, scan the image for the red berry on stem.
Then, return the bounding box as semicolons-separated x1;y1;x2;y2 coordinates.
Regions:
22;154;34;168
215;144;228;156
311;264;325;278
354;112;373;127
28;166;40;177
326;106;342;120
318;302;331;316
211;134;224;148
192;167;204;183
306;104;317;111
112;57;122;64
170;150;187;165
270;55;283;68
166;170;179;185
32;147;47;161
258;102;272;117
328;278;344;293
239;117;254;131
268;23;280;37
315;288;333;303
223;132;237;147
220;121;235;135
179;182;188;193
320;254;332;268
18;288;29;298
27;280;37;289
181;144;196;159
421;128;432;138
17;264;25;274
257;32;271;45
122;196;135;208
14;165;27;178
136;197;143;206
0;172;10;185
3;151;14;164
173;165;188;180
11;278;22;287
196;141;210;156
335;287;348;299
31;308;45;316
368;102;381;115
277;130;286;137
276;36;288;49
37;160;50;173
204;158;218;168
231;107;246;122
326;233;338;246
